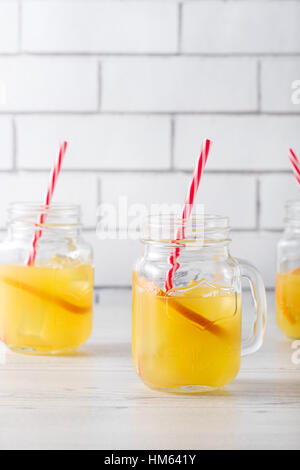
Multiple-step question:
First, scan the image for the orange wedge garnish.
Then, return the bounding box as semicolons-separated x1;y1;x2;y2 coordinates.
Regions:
276;277;296;325
134;275;165;297
291;267;300;275
0;276;92;315
134;275;225;337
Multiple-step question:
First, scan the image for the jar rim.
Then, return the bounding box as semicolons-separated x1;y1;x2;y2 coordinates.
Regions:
8;202;80;214
144;213;230;227
285;200;300;225
7;202;82;230
142;213;231;245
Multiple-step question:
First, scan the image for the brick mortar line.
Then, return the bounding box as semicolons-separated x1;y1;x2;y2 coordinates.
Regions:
12;117;17;171
1;52;300;58
256;178;261;230
18;1;22;54
1;112;300;117
1;169;293;175
98;63;102;111
13;0;300;6
170;117;175;170
257;59;262;113
97;178;102;207
177;2;183;54
94;286;132;291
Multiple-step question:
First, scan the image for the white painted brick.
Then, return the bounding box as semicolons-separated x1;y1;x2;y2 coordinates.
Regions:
0;173;98;228
0;117;13;169
101;173;190;218
22;1;177;53
0;58;98;112
100;173;256;229
175;115;300;171
261;59;300;113
0;2;18;53
102;58;257;112
260;174;300;230
86;233;140;287
182;1;300;54
231;232;280;289
17;115;171;170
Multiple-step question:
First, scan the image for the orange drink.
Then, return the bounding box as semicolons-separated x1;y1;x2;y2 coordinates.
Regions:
0;260;93;354
276;268;300;339
133;274;242;391
276;201;300;338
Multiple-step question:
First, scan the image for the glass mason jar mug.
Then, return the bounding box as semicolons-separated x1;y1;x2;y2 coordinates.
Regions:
132;215;267;393
0;203;94;355
276;201;300;339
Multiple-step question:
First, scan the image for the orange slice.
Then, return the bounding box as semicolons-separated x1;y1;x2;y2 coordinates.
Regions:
0;276;92;315
291;267;300;275
135;275;225;337
134;275;165;297
276;278;296;325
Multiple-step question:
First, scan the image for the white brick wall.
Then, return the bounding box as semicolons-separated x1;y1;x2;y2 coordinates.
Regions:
86;234;141;287
0;0;299;290
0;2;18;53
175;115;300;170
261;59;300;113
0;117;13;169
102;58;258;112
260;174;300;230
182;1;300;54
231;232;280;290
0;58;98;112
22;1;178;53
17;115;171;170
101;173;257;229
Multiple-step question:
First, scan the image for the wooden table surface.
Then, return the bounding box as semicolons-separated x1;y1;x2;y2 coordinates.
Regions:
0;291;299;450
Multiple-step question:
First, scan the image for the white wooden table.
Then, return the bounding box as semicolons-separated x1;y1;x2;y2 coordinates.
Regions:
0;291;299;450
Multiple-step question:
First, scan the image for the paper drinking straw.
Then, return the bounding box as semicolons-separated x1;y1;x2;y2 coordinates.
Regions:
165;139;211;291
289;148;300;186
27;142;68;266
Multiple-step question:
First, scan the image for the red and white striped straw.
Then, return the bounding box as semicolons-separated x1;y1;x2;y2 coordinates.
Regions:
289;148;300;186
165;139;212;291
27;142;68;266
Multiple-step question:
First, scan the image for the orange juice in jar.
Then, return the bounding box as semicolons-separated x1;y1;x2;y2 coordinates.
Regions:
0;203;94;355
276;269;300;339
133;275;242;390
132;215;267;393
276;201;300;338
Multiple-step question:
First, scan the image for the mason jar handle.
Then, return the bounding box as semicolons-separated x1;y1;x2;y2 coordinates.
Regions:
237;259;267;357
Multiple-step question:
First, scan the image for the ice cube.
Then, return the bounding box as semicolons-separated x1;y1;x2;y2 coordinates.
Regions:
169;278;235;298
42;255;81;269
18;310;46;339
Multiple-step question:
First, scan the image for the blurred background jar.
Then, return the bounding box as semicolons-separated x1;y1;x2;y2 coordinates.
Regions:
0;203;94;355
276;201;300;339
